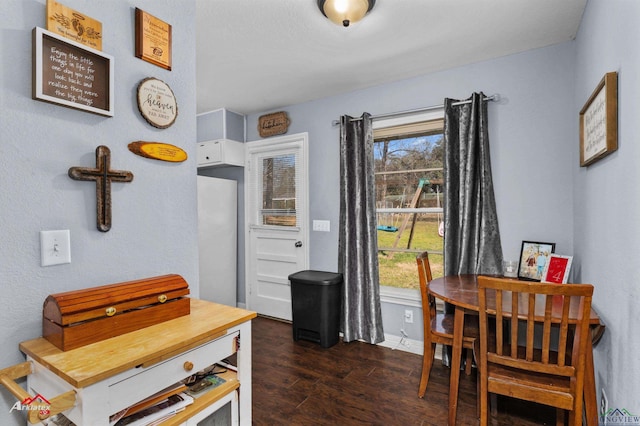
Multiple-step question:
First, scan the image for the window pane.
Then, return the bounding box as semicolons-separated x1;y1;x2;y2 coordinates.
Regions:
261;154;296;226
374;129;444;290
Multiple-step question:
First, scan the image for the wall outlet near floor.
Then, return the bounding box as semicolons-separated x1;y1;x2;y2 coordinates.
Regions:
404;309;414;324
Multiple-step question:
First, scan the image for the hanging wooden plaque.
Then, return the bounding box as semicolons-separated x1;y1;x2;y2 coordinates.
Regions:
128;141;187;163
135;8;172;70
258;111;290;138
136;77;178;129
46;0;102;50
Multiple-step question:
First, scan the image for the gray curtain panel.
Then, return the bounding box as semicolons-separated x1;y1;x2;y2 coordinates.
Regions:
338;113;384;344
443;93;503;276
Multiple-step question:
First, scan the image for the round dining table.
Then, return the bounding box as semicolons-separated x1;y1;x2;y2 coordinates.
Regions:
429;274;604;426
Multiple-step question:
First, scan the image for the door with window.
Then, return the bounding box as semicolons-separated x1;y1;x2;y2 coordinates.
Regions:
245;133;308;320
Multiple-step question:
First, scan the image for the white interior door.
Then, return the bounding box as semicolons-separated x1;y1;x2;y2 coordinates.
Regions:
245;133;309;320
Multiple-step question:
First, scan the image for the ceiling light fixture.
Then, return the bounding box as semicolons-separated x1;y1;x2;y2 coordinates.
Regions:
317;0;376;27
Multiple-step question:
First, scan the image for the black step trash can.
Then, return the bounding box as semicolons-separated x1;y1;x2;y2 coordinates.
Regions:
289;270;343;348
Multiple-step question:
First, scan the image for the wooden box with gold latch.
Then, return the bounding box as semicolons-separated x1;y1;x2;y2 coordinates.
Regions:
42;274;190;351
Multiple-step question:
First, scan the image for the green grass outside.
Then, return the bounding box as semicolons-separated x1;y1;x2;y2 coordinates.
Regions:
377;216;443;289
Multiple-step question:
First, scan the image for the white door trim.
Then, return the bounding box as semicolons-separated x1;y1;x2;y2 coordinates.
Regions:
244;132;309;318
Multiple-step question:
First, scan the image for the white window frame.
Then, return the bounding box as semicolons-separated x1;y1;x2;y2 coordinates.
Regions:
373;108;444;305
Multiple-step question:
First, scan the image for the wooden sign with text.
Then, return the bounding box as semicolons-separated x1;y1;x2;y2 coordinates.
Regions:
258;111;290;138
33;27;113;116
128;141;187;163
135;8;172;70
46;0;102;50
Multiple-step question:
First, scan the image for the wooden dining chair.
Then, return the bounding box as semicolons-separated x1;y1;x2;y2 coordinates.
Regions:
416;251;478;398
476;276;594;426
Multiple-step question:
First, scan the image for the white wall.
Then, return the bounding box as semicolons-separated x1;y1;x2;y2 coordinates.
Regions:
245;41;577;342
574;0;640;413
0;2;197;424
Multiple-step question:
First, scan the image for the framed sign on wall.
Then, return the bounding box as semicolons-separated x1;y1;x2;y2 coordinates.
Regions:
136;77;178;129
579;71;618;167
135;8;172;70
33;27;114;116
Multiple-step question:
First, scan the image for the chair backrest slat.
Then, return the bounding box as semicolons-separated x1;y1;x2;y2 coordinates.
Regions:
495;290;503;355
416;252;435;338
541;294;554;363
478;276;593;377
510;291;519;358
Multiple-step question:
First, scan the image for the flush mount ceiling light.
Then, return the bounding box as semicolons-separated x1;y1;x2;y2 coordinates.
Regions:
317;0;376;27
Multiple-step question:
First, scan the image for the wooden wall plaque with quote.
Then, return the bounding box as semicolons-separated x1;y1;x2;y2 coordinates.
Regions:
135;8;172;70
33;27;113;116
258;111;290;138
46;0;102;51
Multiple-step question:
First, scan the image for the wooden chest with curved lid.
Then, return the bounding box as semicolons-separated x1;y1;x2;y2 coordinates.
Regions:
42;274;190;351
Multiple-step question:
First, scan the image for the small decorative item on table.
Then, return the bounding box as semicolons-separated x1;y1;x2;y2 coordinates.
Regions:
502;260;519;278
517;240;556;281
541;254;573;284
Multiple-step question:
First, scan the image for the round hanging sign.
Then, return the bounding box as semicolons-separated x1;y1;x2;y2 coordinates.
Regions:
136;77;178;129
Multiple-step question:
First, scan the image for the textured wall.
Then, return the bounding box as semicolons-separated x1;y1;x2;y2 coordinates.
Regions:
0;1;197;424
244;41;577;345
246;42;576;274
574;0;640;414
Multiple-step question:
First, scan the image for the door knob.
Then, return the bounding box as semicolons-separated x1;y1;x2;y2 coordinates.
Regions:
295;241;302;248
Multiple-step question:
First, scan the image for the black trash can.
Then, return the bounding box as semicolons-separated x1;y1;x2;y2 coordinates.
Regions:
289;270;343;348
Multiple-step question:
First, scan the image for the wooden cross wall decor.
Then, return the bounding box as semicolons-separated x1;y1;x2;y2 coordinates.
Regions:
68;145;134;232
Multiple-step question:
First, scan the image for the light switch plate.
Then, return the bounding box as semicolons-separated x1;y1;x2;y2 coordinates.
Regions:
312;220;330;232
40;230;71;266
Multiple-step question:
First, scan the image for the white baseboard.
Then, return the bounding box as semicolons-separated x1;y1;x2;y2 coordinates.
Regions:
378;333;423;355
377;335;444;361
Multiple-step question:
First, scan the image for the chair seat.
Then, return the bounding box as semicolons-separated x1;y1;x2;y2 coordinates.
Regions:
487;363;574;410
433;311;479;342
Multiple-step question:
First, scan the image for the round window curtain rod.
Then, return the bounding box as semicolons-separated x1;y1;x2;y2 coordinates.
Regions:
331;93;500;126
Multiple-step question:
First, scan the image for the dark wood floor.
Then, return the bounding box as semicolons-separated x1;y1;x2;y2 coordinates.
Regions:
251;316;556;425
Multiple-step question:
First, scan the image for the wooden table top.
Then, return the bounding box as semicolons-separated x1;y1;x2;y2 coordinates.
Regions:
20;299;256;388
429;274;601;324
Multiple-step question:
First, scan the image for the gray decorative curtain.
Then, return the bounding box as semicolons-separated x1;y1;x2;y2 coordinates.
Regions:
443;93;503;276
338;113;384;344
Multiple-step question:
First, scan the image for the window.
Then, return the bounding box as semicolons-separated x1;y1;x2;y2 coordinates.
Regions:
373;112;445;292
260;154;297;227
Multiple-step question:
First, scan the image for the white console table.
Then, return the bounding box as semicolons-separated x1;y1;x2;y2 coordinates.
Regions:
17;299;255;425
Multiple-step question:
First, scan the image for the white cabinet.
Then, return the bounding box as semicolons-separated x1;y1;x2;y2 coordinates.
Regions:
197;139;245;168
19;300;255;426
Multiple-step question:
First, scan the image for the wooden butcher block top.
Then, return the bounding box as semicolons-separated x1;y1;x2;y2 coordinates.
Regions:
21;298;256;388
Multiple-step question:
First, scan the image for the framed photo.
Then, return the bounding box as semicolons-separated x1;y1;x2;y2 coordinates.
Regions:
518;241;556;281
541;255;573;284
579;72;618;167
135;8;172;70
33;27;113;116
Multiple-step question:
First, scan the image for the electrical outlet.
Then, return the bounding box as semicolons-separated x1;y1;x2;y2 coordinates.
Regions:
404;309;413;324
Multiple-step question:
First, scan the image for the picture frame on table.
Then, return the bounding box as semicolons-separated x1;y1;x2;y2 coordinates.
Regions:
518;240;556;281
579;71;618;167
541;255;573;284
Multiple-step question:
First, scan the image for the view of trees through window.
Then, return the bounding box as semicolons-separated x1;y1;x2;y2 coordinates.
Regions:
375;125;445;290
261;154;296;226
